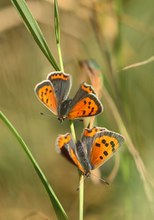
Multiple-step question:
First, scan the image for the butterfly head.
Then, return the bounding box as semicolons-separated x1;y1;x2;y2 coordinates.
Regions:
58;99;72;122
84;171;91;178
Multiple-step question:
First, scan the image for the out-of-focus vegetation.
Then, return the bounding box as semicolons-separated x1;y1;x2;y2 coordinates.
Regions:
0;0;154;219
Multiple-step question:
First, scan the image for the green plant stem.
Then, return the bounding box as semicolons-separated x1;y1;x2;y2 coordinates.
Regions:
70;122;84;220
79;174;84;220
54;0;64;72
56;40;85;220
0;111;68;220
69;120;76;141
57;43;64;72
54;0;84;217
70;119;84;220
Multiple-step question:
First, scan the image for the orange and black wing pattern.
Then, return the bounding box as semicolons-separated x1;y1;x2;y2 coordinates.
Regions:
35;72;72;116
81;127;106;157
89;130;124;170
56;133;85;173
67;82;103;119
35;80;58;115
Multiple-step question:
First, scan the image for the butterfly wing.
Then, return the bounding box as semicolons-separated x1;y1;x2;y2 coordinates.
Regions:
56;133;85;173
81;127;106;157
67;82;103;119
89;130;124;170
35;80;58;115
47;72;72;106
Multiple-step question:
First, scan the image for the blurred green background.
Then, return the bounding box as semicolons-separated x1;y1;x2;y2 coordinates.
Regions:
0;0;154;219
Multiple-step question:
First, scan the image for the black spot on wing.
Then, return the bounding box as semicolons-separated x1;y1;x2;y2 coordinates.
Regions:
103;151;108;156
105;143;109;147
88;107;95;116
95;142;100;147
110;141;115;147
102;139;106;144
110;141;115;151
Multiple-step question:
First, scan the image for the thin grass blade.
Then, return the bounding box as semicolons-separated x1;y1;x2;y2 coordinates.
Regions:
0;111;68;220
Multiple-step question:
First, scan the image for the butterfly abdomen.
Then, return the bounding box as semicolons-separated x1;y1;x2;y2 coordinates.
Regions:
58;99;72;121
76;141;92;174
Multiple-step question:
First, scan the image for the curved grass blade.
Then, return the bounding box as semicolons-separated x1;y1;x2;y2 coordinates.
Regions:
0;111;68;220
10;0;60;71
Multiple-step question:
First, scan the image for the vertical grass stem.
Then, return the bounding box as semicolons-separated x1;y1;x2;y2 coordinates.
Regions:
79;174;84;220
57;43;64;72
54;1;84;218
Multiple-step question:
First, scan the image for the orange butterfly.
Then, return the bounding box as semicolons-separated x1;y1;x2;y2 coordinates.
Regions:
56;127;125;177
35;72;103;122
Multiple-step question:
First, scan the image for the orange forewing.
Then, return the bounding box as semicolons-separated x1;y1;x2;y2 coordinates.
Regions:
35;81;57;115
90;134;121;169
56;134;85;173
67;96;102;119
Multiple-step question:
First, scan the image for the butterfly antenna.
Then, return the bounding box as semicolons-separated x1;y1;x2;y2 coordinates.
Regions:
91;173;109;185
